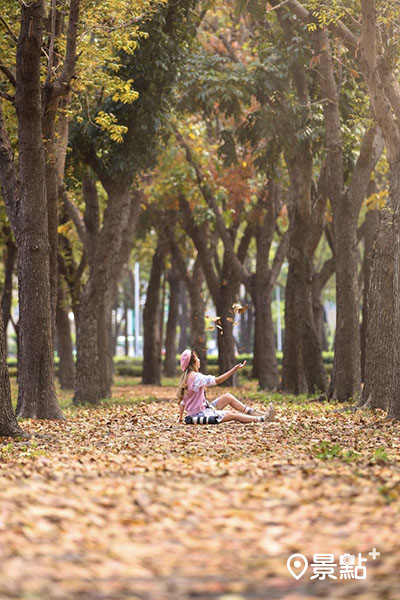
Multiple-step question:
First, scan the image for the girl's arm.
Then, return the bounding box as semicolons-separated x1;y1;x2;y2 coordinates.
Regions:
215;360;247;385
178;401;185;423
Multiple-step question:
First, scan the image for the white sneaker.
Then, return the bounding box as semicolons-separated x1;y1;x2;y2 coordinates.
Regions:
266;402;276;422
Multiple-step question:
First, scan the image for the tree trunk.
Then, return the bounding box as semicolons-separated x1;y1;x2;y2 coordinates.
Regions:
361;180;398;411
164;263;180;376
74;181;130;404
1;236;17;356
98;290;113;399
281;265;307;394
239;291;252;353
74;283;101;405
0;315;24;437
360;209;379;381
387;169;400;418
282;160;327;395
142;240;165;384
188;259;208;371
252;283;279;390
43;95;60;339
15;1;63;419
251;211;280;390
56;281;75;390
215;274;239;387
178;285;190;351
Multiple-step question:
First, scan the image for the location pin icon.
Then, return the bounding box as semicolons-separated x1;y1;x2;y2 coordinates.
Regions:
287;554;308;580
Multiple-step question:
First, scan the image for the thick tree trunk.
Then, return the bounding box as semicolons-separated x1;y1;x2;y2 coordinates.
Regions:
328;206;361;401
215;276;239;387
251;211;280;390
164;263;180;377
74;284;101;405
361;172;399;412
282;161;327;395
252;283;279;390
142;240;165;384
74;182;130;404
56;281;75;390
281;266;307;394
15;2;63;419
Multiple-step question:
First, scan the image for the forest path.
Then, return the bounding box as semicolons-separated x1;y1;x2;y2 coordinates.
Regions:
1;383;399;599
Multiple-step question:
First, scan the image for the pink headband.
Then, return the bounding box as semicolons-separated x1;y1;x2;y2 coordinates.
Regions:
180;349;192;371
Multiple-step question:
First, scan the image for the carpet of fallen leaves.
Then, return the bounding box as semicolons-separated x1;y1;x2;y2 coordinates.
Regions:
1;379;400;600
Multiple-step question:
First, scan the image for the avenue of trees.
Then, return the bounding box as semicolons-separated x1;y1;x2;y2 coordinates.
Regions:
0;0;399;435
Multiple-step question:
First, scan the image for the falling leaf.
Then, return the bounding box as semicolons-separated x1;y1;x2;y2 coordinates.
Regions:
232;303;248;315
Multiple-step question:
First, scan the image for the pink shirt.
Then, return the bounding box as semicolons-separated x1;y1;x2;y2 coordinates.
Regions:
183;372;216;416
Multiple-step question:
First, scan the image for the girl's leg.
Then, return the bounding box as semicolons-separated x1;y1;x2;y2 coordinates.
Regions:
219;412;262;424
213;392;252;413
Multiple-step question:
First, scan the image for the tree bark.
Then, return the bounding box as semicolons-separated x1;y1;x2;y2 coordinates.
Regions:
178;284;190;352
282;155;327;395
142;239;166;384
360;209;379;381
56;280;75;390
281;262;308;394
361;190;398;411
312;257;335;353
239;291;252;353
74;181;130;404
164;262;180;376
97;191;141;396
15;2;63;419
357;0;400;414
187;258;208;370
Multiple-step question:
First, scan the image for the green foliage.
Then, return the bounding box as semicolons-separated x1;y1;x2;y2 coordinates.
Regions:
70;0;201;184
313;440;343;460
372;446;390;463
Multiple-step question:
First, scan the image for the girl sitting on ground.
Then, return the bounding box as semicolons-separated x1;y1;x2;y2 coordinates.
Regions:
176;349;276;424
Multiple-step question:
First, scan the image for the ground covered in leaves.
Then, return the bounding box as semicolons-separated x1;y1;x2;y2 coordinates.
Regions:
1;378;400;599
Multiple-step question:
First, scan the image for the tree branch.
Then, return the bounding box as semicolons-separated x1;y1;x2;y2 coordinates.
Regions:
270;231;289;287
177;132;253;288
59;185;87;250
348;124;384;213
178;194;220;301
360;0;400;156
54;0;80;93
0;62;16;87
0;16;18;44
